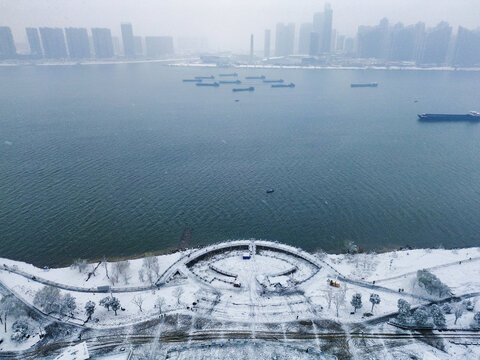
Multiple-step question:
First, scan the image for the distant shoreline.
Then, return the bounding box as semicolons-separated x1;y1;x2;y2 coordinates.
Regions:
174;63;480;72
1;59;480;72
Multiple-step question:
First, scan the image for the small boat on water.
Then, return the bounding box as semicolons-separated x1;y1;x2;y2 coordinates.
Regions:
219;80;241;84
263;79;284;83
219;73;238;77
266;189;274;194
418;111;480;122
351;82;378;88
271;83;295;88
183;79;202;82
245;75;265;80
232;87;254;92
196;82;219;87
195;75;215;80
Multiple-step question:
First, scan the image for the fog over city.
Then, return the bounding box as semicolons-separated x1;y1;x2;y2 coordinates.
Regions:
1;0;479;51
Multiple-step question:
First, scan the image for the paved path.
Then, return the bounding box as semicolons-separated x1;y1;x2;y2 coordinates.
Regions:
1;264;157;293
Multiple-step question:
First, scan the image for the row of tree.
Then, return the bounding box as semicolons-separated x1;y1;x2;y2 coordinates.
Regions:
32;284;183;323
397;298;480;328
71;255;163;286
350;293;381;314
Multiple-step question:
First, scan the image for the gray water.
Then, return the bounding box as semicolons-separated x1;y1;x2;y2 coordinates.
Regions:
1;64;480;266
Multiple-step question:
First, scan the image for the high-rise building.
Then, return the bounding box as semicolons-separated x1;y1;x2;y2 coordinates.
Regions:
264;29;271;58
313;12;324;37
121;23;135;57
134;36;143;56
413;22;426;64
39;27;67;59
344;37;355;55
452;26;480;67
388;23;416;61
331;29;337;52
321;3;333;53
356;18;390;59
145;36;174;58
250;34;254;62
421;22;452;65
312;12;323;55
336;35;345;52
91;28;114;58
112;36;121;56
311;3;333;54
298;23;313;54
309;32;320;56
275;23;295;56
0;26;17;59
26;28;42;57
65;28;90;59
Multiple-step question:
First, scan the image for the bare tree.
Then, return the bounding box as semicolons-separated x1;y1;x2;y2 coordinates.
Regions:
110;265;120;286
173;288;184;306
155;297;166;315
119;261;131;284
333;290;345;317
60;293;77;317
0;295;23;333
70;259;88;273
102;256;110;280
33;286;62;315
142;256;160;284
110;261;131;285
138;268;145;282
132;295;145;313
454;304;464;325
325;287;333;309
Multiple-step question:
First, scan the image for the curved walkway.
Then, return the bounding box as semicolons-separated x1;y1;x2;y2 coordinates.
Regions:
156;239;325;286
1;240;437;303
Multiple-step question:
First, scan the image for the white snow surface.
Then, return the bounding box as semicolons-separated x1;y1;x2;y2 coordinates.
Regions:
54;342;89;360
1;242;480;356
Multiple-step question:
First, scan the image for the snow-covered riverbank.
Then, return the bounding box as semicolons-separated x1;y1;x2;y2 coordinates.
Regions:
1;241;480;357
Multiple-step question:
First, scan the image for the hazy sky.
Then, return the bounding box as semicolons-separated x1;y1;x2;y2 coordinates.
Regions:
1;0;479;51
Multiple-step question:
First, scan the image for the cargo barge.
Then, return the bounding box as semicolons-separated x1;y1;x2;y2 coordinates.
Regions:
418;111;480;122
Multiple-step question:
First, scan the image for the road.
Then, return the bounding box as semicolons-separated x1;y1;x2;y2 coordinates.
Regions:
2;328;480;359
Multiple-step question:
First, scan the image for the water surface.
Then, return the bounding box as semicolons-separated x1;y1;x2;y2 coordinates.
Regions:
1;64;480;265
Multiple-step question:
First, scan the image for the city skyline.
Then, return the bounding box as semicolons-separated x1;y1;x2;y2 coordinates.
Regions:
1;13;479;67
1;0;480;52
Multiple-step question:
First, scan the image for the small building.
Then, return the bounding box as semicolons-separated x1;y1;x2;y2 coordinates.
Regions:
242;252;251;260
97;285;110;293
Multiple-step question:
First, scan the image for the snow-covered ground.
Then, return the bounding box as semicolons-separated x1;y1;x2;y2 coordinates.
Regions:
0;252;183;290
1;241;480;358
